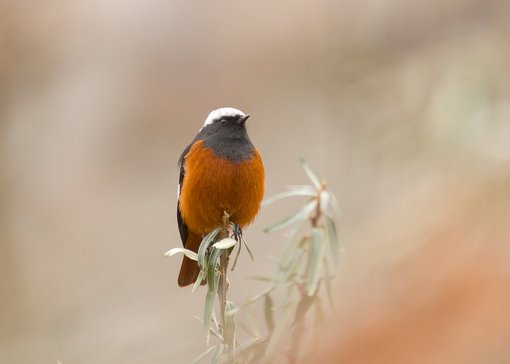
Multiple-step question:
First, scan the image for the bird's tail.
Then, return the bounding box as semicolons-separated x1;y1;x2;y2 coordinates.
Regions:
178;232;203;287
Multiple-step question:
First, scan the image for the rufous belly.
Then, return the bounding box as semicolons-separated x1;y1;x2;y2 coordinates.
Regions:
179;140;265;234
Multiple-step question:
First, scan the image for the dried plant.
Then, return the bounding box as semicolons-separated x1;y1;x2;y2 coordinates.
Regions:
166;160;339;364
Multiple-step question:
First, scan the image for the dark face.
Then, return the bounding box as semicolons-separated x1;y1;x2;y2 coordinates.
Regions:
198;114;249;138
210;114;249;129
196;114;254;161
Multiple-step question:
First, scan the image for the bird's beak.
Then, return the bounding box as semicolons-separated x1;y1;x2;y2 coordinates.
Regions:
238;114;250;125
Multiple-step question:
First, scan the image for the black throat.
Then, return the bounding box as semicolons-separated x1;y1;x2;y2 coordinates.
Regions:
195;123;254;162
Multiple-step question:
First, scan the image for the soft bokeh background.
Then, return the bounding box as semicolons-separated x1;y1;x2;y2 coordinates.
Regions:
1;1;510;363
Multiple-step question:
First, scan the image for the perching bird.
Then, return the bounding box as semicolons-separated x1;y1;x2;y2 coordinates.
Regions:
176;107;265;286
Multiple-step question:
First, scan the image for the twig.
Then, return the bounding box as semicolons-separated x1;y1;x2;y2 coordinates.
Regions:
310;180;326;228
218;211;234;363
218;212;230;331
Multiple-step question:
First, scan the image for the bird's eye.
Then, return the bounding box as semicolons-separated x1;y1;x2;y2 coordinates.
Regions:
219;118;226;124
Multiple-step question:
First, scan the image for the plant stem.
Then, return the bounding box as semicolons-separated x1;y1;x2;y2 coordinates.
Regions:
218;212;229;330
310;181;326;228
218;212;234;362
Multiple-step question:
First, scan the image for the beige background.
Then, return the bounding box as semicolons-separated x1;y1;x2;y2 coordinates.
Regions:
1;1;510;363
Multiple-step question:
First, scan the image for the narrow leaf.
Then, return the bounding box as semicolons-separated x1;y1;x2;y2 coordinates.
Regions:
329;193;340;216
262;189;316;206
265;200;318;233
293;295;316;327
164;248;198;261
198;227;221;269
279;246;305;285
211;344;224;364
237;318;258;338
245;275;274;282
224;301;237;351
243;287;274;307
300;158;321;189
213;237;237;250
326;216;339;265
209;325;222;341
306;228;326;295
207;248;222;290
204;288;216;344
264;302;296;362
235;337;267;363
301;297;325;363
319;191;331;214
204;248;221;343
191;346;218;364
192;269;206;293
286;184;317;193
239;306;262;337
323;259;335;310
264;293;275;332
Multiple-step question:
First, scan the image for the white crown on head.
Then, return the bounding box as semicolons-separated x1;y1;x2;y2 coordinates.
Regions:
201;107;246;130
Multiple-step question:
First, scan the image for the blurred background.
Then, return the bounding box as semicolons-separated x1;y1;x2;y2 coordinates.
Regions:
1;1;510;363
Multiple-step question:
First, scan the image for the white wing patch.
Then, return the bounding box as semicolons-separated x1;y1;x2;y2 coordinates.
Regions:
200;107;246;131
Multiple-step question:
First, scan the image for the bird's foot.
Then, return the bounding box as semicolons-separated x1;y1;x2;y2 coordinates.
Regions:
231;224;243;242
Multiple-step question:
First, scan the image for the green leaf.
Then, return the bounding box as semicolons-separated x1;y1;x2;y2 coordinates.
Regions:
207;248;222;288
302;297;325;363
237;319;258;338
293;295;316;327
319;191;330;214
204;269;220;344
192;269;206;293
326;216;339;265
323;259;335;310
264;293;275;332
330;193;340;216
211;311;219;333
278;245;305;285
163;248;198;261
213;237;237;250
212;344;224;364
224;301;237;351
286;184;317;193
264;301;296;362
306;228;325;295
262;189;316;206
204;248;222;343
198;227;221;269
204;289;216;344
278;220;308;269
237;306;262;337
300;158;321;189
265;200;318;233
235;337;268;363
209;325;222;341
191;345;218;364
245;275;274;282
243;287;274;307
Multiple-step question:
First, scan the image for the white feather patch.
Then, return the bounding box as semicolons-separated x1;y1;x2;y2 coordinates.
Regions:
200;107;246;131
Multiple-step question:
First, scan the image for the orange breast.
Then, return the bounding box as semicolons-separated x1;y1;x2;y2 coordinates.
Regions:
179;140;265;234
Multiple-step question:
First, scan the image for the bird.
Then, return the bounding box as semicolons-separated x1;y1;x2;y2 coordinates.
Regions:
176;107;265;286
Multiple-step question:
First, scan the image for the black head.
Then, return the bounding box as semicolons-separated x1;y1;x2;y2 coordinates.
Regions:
196;107;254;161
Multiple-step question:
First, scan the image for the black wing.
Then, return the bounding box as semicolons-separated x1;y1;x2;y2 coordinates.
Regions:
177;144;192;246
